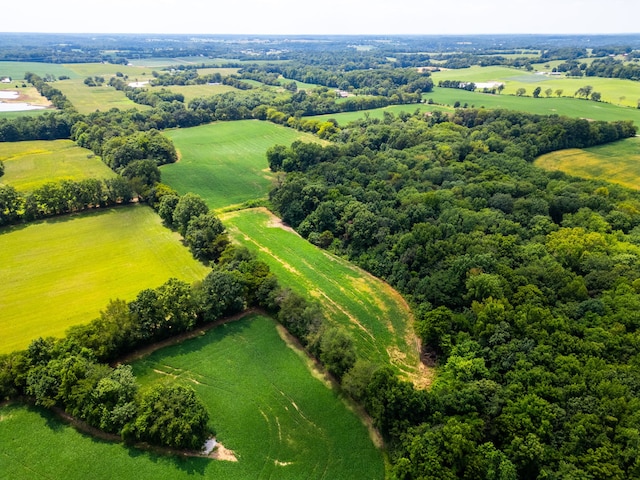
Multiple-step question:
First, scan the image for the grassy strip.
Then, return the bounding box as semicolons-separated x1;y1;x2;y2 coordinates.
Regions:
220;207;428;384
534;137;640;190
163;120;324;210
0;205;209;354
0;139;115;191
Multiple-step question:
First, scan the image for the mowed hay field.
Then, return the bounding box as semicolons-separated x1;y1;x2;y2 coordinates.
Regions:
535;137;640;190
0;205;209;354
0;139;115;191
0;315;384;480
221;208;429;385
163;121;324;210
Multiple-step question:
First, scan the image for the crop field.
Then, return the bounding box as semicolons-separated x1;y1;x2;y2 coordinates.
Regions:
0;139;115;191
162;120;324;210
0;61;77;80
0;205;209;354
0;315;383;480
429;65;640;107
424;87;640;123
220;208;428;384
535;137;640;190
63;63;156;78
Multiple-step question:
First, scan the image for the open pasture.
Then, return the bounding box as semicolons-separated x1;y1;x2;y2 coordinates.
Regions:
424;87;640;124
535;136;640;190
221;208;427;384
162;120;323;210
0;205;209;354
429;65;640;107
0;315;384;480
0;139;115;191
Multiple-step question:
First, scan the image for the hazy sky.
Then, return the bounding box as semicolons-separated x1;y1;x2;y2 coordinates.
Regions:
1;0;638;36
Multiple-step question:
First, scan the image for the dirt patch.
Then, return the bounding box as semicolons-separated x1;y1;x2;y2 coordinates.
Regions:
209;442;238;462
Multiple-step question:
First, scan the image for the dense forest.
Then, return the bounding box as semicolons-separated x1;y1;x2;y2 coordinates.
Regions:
267;110;640;478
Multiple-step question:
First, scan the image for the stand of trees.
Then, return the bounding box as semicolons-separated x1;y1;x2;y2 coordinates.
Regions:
268;109;640;479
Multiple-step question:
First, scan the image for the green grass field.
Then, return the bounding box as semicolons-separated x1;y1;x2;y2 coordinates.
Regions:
0;205;209;354
221;208;428;384
424;87;640;124
429;65;640;108
534;136;640;190
0;315;384;480
162;120;324;210
0;139;115;191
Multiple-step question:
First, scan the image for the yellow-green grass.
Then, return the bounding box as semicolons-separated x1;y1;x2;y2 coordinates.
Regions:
63;63;157;78
429;65;640;107
0;61;78;79
0;205;209;354
535;137;640;190
131;314;385;479
221;208;429;385
55;78;147;114
152;83;238;103
0;139;115;191
162;120;324;210
424;87;640;124
0;315;384;479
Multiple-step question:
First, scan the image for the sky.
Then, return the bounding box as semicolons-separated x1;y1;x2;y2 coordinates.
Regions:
0;0;638;36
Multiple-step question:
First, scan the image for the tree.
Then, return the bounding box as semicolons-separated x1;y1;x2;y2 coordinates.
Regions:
555;89;564;97
516;88;526;97
172;193;209;235
532;87;542;98
317;327;356;380
129;384;210;450
591;91;602;102
0;160;4;178
575;85;593;98
544;88;553;98
184;212;228;262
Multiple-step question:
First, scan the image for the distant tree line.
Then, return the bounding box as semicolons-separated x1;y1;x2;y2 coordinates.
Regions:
585;57;640;81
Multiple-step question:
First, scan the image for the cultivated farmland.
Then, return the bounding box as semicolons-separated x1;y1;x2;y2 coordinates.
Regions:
535;136;640;190
163;120;324;210
221;208;428;385
0;315;384;480
0;139;115;191
0;205;209;353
